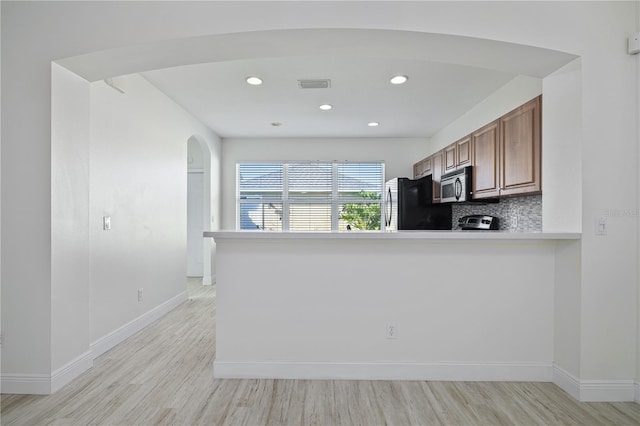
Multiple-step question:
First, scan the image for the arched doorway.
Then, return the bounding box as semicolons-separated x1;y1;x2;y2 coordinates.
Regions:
187;135;214;285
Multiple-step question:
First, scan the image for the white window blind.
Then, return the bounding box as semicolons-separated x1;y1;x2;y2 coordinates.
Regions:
288;163;332;231
238;163;283;230
337;162;384;231
237;161;384;231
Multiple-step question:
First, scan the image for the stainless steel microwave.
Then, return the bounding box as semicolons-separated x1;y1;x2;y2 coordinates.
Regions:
440;166;472;203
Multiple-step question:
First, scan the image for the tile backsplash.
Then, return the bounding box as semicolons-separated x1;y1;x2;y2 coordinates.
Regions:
451;194;542;231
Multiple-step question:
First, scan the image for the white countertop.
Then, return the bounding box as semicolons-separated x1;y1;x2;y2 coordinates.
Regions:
206;230;581;241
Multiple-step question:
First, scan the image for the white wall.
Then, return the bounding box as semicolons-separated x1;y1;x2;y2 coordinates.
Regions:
187;140;205;278
0;0;3;378
636;2;640;396
554;240;582;386
89;74;220;342
221;138;427;229
187;138;205;170
3;65;222;393
427;75;542;153
205;135;222;285
51;64;91;390
215;236;556;380
577;19;637;384
542;59;582;233
2;3;54;387
1;1;638;398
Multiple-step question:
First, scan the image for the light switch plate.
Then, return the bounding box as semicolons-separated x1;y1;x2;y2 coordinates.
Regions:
595;217;607;236
103;216;111;230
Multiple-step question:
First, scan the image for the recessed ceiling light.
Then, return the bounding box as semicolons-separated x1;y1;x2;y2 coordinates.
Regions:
319;104;333;110
246;76;263;86
390;75;408;85
271;122;282;127
368;122;380;127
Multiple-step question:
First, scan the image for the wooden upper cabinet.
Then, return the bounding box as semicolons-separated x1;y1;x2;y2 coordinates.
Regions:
412;162;422;179
456;135;472;169
444;136;471;173
471;120;500;198
412;96;541;200
423;157;432;176
413;156;432;179
431;150;444;203
499;96;541;196
444;143;457;173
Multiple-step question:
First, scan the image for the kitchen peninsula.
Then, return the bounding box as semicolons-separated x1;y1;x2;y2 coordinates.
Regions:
207;230;580;384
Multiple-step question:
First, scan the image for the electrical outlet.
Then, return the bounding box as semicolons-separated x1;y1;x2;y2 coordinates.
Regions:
138;288;144;302
386;323;397;339
103;216;111;230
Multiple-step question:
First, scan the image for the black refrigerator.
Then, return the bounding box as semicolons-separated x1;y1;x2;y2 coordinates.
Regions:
384;176;452;230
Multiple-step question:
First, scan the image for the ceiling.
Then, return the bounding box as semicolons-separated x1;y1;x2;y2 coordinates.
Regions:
58;28;577;139
141;56;519;139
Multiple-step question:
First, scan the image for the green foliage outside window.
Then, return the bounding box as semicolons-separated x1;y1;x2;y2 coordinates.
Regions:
339;191;382;230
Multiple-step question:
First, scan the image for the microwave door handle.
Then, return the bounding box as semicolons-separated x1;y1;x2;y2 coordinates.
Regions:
455;177;463;200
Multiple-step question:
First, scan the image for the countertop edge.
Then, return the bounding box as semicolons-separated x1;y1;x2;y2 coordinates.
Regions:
205;231;581;241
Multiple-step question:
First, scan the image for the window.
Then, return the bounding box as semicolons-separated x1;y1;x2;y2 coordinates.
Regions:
237;162;384;231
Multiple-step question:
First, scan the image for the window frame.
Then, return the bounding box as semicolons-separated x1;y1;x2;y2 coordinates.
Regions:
236;161;385;231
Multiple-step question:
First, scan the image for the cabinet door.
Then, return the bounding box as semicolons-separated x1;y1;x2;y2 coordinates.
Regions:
431;150;443;203
413;161;423;179
456;135;472;169
413;157;432;179
444;143;457;173
499;96;541;196
471;120;500;198
422;157;432;177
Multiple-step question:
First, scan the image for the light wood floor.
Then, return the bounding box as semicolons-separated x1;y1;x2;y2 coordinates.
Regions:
3;278;640;425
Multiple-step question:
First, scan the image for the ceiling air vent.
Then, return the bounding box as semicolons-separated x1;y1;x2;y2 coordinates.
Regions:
298;79;331;89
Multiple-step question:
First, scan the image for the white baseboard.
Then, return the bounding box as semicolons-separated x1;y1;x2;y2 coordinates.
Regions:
553;365;581;400
51;351;93;393
91;291;188;359
1;292;188;395
0;292;187;395
580;379;636;402
213;361;553;382
215;361;636;402
553;365;636;402
1;353;93;394
0;374;51;395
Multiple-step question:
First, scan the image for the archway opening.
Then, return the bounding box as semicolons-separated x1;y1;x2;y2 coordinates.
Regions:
187;135;215;285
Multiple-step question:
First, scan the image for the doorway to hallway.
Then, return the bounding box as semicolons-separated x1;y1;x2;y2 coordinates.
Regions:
187;170;205;276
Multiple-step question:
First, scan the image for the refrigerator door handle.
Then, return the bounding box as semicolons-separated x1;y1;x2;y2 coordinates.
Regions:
385;187;393;227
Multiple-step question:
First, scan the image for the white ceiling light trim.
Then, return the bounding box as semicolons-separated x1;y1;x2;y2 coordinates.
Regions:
390;75;408;85
368;122;380;127
246;76;263;85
